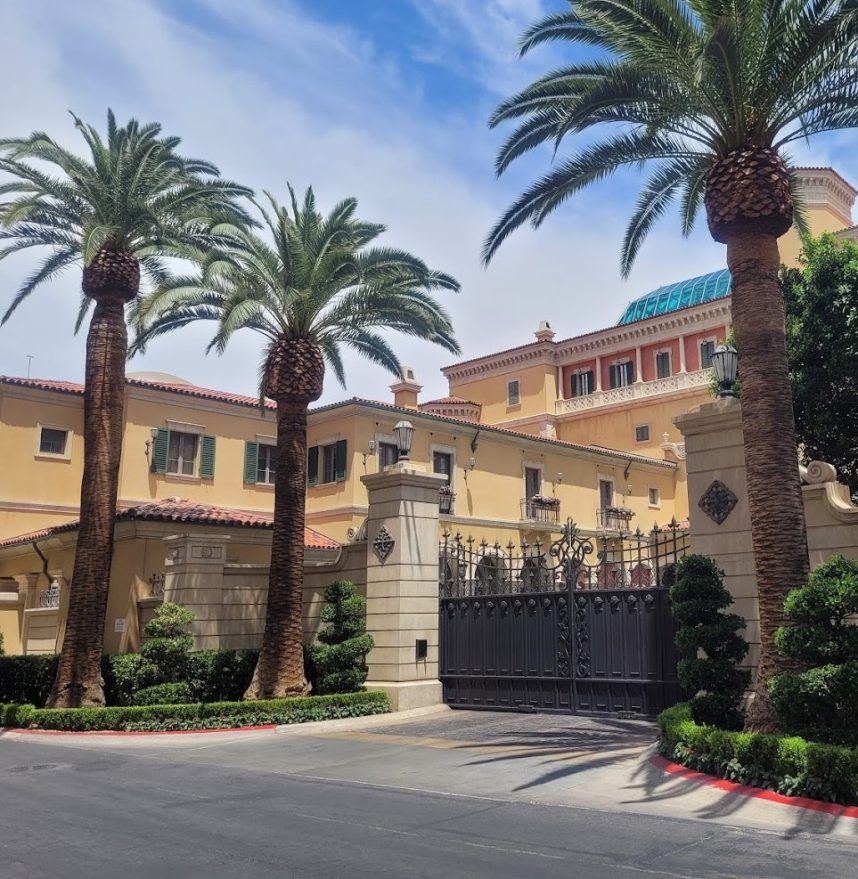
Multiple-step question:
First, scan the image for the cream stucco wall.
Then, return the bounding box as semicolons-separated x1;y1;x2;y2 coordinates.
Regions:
447;363;557;426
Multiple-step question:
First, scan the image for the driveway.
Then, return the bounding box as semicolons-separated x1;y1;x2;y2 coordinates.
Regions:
2;707;857;878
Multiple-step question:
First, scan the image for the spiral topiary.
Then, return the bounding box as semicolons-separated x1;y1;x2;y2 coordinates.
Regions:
670;554;749;729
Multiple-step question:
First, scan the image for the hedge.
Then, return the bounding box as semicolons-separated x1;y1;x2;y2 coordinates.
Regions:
0;650;259;707
658;703;858;805
0;690;390;732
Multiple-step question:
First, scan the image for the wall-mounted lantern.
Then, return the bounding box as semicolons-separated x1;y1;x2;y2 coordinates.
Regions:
144;426;159;462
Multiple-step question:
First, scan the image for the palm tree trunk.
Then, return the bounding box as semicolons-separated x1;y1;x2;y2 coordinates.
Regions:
244;400;311;699
47;297;127;708
726;231;809;731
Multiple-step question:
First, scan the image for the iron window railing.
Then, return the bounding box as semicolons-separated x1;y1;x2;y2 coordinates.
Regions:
596;506;635;532
521;496;560;524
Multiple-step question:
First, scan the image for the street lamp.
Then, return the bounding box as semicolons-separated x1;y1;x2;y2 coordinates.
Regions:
393;420;415;461
712;343;739;397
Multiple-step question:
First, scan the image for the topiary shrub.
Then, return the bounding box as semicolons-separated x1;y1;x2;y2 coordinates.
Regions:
133;682;194;706
771;555;858;744
131;602;195;704
306;581;373;695
670;554;749;729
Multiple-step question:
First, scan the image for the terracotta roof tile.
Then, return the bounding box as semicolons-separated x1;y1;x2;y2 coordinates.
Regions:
420;396;480;406
0;499;339;551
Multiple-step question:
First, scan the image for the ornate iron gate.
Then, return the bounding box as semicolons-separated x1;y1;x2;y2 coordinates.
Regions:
438;520;688;716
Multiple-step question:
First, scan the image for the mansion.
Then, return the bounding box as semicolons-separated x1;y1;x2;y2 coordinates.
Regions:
0;166;855;658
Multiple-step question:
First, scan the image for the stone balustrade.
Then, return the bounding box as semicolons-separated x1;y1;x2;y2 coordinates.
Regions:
556;368;710;414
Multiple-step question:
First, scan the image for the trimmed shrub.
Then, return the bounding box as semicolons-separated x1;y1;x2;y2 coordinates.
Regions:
0;690;389;732
0;654;58;706
138;602;195;688
658;703;858;805
670;554;749;729
306;581;373;695
133;682;193;706
771;555;858;744
185;649;258;703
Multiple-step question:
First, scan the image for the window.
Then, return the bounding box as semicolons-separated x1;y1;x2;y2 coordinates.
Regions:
433;451;453;484
608;360;634;389
599;478;614;510
700;340;716;369
655;351;671;379
572;370;594;397
524;466;542;499
257;444;277;485
39;427;68;456
167;431;198;476
635;424;651;443
378;441;399;469
308;440;348;486
649;487;661;507
507;379;520;406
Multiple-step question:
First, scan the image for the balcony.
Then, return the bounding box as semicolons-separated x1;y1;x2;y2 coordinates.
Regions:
439;487;455;515
597;506;635;532
521;495;560;525
555;369;710;415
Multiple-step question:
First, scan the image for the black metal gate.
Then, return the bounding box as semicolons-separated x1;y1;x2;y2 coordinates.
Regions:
438;520;688;716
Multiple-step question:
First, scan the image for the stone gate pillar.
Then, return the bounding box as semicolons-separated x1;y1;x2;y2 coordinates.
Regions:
361;462;446;711
674;396;760;670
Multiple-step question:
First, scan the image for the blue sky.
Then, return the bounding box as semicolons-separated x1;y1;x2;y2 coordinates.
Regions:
1;0;856;404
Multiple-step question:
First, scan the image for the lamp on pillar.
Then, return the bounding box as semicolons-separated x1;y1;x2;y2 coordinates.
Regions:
712;344;739;397
393;420;415;461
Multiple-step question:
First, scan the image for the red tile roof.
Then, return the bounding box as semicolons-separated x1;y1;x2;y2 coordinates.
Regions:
0;499;339;551
420;396;479;406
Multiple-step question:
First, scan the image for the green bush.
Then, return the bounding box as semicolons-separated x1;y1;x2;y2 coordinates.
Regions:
0;690;389;732
137;602;195;693
0;630;4;655
670;555;749;729
771;556;858;743
774;555;858;665
658;703;858;805
184;649;258;702
133;682;193;706
306;581;373;695
0;654;58;705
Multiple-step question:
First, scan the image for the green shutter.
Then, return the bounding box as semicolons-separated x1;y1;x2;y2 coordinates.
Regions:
335;439;348;482
307;445;319;487
244;441;259;484
150;428;169;474
199;435;216;479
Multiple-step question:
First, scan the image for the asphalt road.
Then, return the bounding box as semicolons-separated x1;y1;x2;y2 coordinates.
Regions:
2;712;856;878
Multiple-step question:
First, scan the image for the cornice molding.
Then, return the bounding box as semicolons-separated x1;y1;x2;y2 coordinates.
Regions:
443;300;732;384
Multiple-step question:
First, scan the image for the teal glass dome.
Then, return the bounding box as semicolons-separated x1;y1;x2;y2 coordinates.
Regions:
617;269;731;325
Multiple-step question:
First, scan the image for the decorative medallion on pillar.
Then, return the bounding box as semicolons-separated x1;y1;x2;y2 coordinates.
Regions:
698;479;738;525
373;524;395;563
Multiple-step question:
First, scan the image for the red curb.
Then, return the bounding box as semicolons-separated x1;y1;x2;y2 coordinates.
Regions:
1;723;277;737
649;754;858;818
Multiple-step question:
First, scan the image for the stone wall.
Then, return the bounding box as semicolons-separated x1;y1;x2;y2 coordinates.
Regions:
676;397;858;671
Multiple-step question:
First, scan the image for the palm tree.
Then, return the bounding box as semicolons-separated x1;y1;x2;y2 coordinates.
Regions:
484;0;857;729
132;186;460;699
0;111;253;707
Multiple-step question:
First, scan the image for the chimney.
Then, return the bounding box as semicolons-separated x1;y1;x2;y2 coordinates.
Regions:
534;320;556;343
390;366;422;409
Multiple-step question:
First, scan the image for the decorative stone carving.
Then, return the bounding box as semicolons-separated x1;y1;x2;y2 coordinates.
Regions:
699;479;738;525
372;524;395;563
801;460;838;485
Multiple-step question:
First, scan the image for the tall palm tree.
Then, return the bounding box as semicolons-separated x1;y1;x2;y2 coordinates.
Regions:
0;111;253;707
484;0;857;728
132;186;460;699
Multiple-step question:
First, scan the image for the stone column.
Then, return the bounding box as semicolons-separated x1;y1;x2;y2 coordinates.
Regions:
635;346;644;382
595;355;603;391
674;397;760;670
361;461;446;711
678;335;687;373
162;534;229;650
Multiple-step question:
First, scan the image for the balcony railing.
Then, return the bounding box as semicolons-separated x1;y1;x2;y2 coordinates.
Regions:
439;488;455;515
597;506;635;532
556;369;710;415
521;496;560;525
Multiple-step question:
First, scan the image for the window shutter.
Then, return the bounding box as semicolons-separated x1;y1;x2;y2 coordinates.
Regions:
335;439;348;482
150;428;169;474
609;365;619;389
199;435;216;479
244;441;259;484
307;445;319;486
